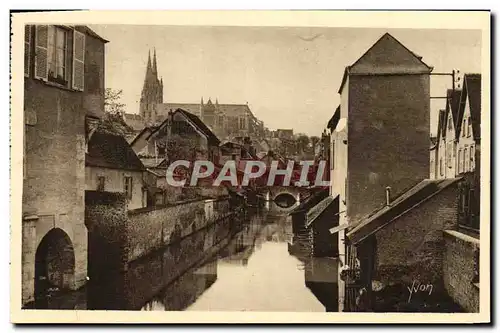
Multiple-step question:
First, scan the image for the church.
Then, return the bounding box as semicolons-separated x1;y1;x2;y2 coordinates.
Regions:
124;50;266;141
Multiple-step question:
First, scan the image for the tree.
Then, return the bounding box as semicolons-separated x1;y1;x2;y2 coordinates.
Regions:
104;88;126;116
310;136;320;151
296;135;310;153
98;88;135;137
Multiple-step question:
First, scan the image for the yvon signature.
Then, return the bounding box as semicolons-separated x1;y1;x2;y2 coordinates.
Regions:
407;281;433;303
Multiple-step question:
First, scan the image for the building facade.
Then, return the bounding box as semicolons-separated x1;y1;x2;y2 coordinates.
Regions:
22;25;107;306
85;131;147;210
328;33;433;311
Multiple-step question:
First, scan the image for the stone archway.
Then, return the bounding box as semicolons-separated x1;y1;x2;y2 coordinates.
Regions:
274;192;298;208
34;228;75;308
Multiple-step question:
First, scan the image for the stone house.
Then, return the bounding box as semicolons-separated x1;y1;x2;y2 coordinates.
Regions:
343;178;473;312
437;89;462;179
328;32;433;312
130;108;220;164
85;131;147;210
455;74;481;233
432;73;481;233
22;24;107;306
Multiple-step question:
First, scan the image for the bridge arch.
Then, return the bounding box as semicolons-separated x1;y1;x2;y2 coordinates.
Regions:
274;192;298;208
34;228;75;307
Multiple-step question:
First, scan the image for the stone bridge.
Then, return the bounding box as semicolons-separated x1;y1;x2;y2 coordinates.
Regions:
258;186;313;208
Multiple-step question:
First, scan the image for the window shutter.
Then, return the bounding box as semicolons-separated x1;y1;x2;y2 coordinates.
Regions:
24;25;31;77
34;25;48;80
72;29;85;91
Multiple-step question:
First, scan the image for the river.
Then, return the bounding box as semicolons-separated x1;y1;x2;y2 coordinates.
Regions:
33;203;339;312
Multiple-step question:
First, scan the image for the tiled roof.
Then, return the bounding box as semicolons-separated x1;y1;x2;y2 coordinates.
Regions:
86;131;145;171
346;178;461;245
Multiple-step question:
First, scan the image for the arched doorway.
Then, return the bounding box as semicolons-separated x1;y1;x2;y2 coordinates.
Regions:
274;192;297;209
34;228;75;308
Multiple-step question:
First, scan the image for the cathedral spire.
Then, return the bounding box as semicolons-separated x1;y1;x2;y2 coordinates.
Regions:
147;50;152;70
152;48;158;75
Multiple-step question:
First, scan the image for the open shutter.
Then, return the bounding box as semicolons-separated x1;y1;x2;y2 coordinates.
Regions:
34;25;48;80
72;29;85;91
24;25;31;77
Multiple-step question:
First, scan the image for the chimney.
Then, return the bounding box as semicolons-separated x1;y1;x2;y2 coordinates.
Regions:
385;186;391;206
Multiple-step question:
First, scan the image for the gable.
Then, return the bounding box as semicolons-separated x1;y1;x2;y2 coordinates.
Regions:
349;33;432;75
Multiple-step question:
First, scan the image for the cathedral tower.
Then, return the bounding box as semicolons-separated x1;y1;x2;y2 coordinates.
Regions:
139;49;164;125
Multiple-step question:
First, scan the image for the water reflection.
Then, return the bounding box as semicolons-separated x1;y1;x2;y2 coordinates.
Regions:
87;201;339;312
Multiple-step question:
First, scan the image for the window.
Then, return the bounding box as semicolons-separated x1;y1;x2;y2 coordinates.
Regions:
239;118;246;130
467;117;472;137
124;176;133;199
462;119;466;137
439;158;444;176
446;142;452;168
47;26;68;84
464;146;469;172
447;116;452;131
33;25;85;90
457;149;462;173
97;176;105;191
24;25;31;77
470;145;475;171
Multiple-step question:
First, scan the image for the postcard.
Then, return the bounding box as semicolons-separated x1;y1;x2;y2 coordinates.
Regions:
10;10;490;324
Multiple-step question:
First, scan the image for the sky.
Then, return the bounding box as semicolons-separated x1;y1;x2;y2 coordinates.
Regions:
90;25;481;136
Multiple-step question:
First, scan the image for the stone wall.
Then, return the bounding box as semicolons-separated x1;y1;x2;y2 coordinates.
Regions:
347;74;430;223
443;230;480;312
85;191;129;275
375;184;459;287
86;191;233;271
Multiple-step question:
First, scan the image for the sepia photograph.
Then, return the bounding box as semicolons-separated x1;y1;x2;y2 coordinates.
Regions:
10;10;490;323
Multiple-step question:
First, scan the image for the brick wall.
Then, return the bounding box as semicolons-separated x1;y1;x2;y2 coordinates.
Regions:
374;184;459;287
443;230;480;312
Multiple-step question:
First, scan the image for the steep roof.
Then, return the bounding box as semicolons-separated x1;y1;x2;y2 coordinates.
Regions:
327;105;341;130
177;109;220;145
443;89;463;140
346;178;461;245
338;33;433;93
86;131;145;171
158;103;201;119
458;74;481;141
